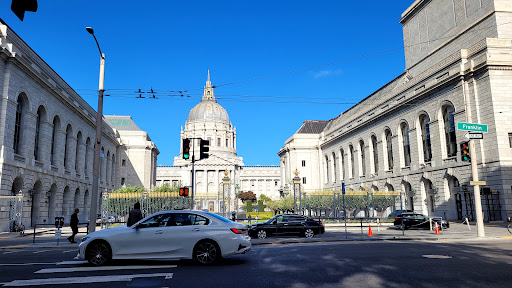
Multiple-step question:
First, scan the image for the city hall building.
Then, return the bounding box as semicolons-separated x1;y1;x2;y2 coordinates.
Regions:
279;0;512;221
156;72;281;212
0;20;158;232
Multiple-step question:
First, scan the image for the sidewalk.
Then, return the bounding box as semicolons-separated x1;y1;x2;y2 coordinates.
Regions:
1;222;510;249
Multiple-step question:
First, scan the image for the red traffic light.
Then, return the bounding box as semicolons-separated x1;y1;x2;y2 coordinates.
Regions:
179;187;189;197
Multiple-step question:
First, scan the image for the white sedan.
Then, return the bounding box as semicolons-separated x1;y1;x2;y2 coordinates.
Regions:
76;210;251;265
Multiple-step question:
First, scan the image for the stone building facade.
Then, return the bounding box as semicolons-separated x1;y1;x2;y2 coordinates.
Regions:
279;0;512;221
0;20;157;231
156;72;281;212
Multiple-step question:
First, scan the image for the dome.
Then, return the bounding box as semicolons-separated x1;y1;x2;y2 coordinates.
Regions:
187;100;230;124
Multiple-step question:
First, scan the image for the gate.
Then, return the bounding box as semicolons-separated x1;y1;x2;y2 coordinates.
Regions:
482;188;502;221
102;192;192;225
0;192;23;231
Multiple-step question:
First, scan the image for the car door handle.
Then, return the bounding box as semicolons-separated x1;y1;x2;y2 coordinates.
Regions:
192;228;200;232
155;230;163;234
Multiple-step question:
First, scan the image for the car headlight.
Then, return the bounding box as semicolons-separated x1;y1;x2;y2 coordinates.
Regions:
81;236;91;243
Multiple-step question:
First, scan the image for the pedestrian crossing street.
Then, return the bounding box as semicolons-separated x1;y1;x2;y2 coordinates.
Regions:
0;251;177;287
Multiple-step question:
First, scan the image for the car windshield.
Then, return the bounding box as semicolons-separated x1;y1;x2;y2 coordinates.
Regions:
205;212;232;223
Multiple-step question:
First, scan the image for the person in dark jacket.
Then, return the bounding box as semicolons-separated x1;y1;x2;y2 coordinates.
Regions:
67;208;79;243
127;202;143;227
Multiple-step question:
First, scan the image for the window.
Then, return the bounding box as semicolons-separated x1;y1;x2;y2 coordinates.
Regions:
401;123;411;167
302;177;306;184
302;160;306;167
64;125;72;168
13;98;23;154
51;117;60;166
172;213;209;226
325;155;330;183
420;114;432;162
340;149;345;180
138;213;172;228
226;138;229;147
275;181;278;186
332;152;337;182
85;138;90;174
121;178;125;186
111;155;115;182
509;133;512;148
443;105;457;157
349;145;355;178
359;140;366;176
385;129;394;170
371;135;378;173
217;138;221;146
122;159;126;166
34;108;42;160
75;132;82;171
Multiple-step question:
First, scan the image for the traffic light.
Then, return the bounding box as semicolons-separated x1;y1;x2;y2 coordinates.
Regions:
460;141;470;162
179;187;189;197
182;138;190;160
11;0;38;21
199;139;210;159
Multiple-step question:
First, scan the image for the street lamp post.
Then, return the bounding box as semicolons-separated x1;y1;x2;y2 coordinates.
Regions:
86;27;105;234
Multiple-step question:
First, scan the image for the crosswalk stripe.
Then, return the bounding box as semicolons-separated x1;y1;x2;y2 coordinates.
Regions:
35;265;177;274
32;250;50;254
1;273;173;287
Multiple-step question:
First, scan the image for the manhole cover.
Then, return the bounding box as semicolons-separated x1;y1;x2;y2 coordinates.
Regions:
126;277;166;287
422;255;452;259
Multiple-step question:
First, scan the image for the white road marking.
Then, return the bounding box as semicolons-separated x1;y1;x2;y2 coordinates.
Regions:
422;254;452;259
0;263;56;266
1;273;173;287
35;264;177;273
56;261;88;265
61;250;76;253
32;250;50;254
2;251;20;254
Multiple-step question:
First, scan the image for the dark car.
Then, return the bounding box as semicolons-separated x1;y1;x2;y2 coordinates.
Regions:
248;214;325;239
394;212;449;230
388;209;412;218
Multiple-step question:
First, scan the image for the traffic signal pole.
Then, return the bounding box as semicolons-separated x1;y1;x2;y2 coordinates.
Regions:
462;76;485;237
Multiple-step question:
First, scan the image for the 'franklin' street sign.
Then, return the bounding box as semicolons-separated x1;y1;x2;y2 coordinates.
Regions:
457;122;488;133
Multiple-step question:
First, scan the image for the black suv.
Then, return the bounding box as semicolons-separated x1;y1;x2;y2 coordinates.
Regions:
248;214;325;239
394;212;449;230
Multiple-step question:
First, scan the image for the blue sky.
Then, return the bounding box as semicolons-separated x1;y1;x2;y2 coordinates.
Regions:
1;0;413;166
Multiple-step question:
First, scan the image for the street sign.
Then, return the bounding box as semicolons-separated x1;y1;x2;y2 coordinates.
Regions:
457;122;488;133
470;181;486;186
464;133;483;140
341;183;345;195
55;230;61;239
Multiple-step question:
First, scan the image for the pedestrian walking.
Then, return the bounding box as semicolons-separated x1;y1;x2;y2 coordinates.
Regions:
67;208;79;243
127;202;143;227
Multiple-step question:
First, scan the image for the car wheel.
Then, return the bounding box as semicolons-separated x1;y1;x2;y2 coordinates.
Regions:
257;229;268;239
194;240;221;265
86;241;111;266
304;228;315;238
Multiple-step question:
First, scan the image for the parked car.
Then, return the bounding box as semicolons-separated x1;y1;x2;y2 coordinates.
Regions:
394;212;449;230
388;209;413;218
77;210;251;266
248;214;325;239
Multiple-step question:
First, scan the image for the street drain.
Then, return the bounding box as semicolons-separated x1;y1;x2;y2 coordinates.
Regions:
126;276;166;287
422;255;452;259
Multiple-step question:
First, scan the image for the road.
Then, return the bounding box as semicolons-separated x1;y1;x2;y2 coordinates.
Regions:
0;239;511;287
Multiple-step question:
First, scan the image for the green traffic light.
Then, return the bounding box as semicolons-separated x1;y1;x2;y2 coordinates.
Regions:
183;153;190;159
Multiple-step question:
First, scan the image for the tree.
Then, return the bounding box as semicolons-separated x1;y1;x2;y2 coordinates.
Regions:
237;191;256;203
113;185;146;193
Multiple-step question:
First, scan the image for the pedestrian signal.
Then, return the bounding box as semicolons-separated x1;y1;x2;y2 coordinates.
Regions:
179;187;189;197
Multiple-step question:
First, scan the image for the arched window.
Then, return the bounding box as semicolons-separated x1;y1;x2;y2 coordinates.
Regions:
34;107;43;160
349;145;355;178
51;116;60;166
111;154;115;183
442;105;457;157
85;138;90;176
420;114;432;162
325;155;329;183
64;125;72;169
401;122;411;167
359;140;366;176
332;152;337;183
340;148;345;180
385;129;393;170
13;97;24;154
75;132;82;171
371;135;378;173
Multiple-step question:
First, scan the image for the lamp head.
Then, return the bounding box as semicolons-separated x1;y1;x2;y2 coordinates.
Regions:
86;27;94;35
